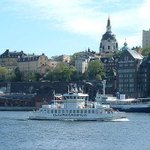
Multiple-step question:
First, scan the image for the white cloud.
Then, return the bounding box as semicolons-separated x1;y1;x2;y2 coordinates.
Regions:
138;0;150;28
3;0;150;48
9;0;106;38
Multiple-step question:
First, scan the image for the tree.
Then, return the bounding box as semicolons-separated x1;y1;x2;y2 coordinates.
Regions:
64;65;77;81
27;72;41;82
44;70;54;81
35;73;41;81
87;60;105;81
54;63;78;81
0;67;8;81
141;47;150;56
96;74;102;81
5;69;16;81
114;50;123;57
69;52;80;66
53;63;68;81
14;67;22;81
44;63;77;81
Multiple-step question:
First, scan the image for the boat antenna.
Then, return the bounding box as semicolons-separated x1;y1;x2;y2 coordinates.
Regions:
53;90;56;105
102;80;106;96
68;85;69;93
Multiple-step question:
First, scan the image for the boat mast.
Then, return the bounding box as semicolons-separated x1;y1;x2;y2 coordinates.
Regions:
53;90;56;106
102;80;106;96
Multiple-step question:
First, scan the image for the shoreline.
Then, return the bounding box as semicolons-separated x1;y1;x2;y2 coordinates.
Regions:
0;106;36;111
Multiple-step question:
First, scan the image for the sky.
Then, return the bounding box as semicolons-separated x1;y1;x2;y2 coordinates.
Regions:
0;0;150;58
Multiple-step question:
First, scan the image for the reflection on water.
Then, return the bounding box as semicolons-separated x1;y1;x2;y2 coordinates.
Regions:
0;111;150;150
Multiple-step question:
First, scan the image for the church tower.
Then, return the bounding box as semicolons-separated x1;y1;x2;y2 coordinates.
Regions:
99;17;118;55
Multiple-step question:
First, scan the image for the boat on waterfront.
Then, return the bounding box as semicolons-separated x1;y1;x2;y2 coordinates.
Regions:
29;86;128;121
95;93;150;113
95;80;150;113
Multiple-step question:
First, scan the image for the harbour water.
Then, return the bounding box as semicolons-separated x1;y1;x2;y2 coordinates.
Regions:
0;111;150;150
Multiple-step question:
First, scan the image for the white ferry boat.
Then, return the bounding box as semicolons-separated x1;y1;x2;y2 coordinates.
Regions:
29;88;128;121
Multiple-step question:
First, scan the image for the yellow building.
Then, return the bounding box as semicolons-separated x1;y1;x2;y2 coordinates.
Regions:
0;49;58;77
18;53;52;75
0;49;26;70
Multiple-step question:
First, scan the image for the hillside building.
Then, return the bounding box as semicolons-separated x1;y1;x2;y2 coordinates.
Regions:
0;49;26;70
99;17;118;55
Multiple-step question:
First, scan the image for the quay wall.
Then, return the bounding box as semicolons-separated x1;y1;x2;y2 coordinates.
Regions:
0;81;102;109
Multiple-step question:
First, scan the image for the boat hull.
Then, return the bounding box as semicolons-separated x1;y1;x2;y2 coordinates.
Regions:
29;111;127;121
111;105;150;113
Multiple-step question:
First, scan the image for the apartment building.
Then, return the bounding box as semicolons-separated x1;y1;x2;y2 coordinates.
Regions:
17;53;51;75
137;54;150;97
117;50;143;98
101;57;119;95
75;58;88;74
142;29;150;48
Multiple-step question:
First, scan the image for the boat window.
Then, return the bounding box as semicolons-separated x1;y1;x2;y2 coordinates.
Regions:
55;110;57;113
51;109;53;113
77;110;79;113
84;110;87;113
66;110;68;113
62;110;65;113
58;110;61;113
92;110;94;113
80;110;83;113
88;110;91;113
69;110;72;113
73;110;76;113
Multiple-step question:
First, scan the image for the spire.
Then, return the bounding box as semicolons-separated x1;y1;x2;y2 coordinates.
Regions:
124;38;127;47
122;38;129;51
106;16;111;32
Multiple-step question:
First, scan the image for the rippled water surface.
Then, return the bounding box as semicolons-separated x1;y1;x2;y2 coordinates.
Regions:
0;111;150;150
